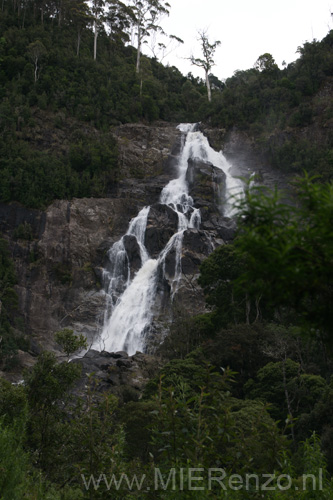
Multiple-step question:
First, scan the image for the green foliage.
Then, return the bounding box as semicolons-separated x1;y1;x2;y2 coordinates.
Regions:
13;221;33;240
0;128;119;208
254;53;279;73
1;4;333;497
0;237;26;369
0;1;205;208
245;359;326;422
200;323;278;396
0;416;29;500
198;244;248;327
121;399;158;461
202;31;333;179
24;351;81;471
199;175;333;354
52;262;72;285
149;367;287;475
233;175;333;336
156;302;215;360
56;377;126;494
55;328;88;358
144;353;217;398
24;351;81;413
0;413;84;499
0;377;27;425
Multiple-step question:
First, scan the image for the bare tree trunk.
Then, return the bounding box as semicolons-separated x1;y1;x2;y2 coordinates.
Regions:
136;26;141;73
77;30;81;57
254;295;262;323
21;4;26;28
58;2;62;27
282;355;295;443
93;20;98;60
205;69;211;102
231;290;236;324
245;293;251;324
34;59;38;82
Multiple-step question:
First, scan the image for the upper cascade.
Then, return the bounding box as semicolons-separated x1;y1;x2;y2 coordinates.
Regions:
92;124;243;355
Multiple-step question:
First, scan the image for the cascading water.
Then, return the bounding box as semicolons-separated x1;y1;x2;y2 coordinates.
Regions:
92;124;243;355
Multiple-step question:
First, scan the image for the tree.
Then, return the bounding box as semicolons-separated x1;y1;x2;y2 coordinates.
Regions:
26;40;47;82
233;175;333;339
0;238;20;370
0;417;29;500
105;0;133;46
55;328;87;360
147;32;183;63
90;0;106;61
190;29;221;102
24;351;81;471
68;0;91;57
254;52;279;73
129;0;171;74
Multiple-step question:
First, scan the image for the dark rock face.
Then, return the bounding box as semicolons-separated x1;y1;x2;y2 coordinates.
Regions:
186;157;226;219
205;127;293;195
144;203;179;258
123;234;142;274
2;122;285;376
114;123;182;205
181;229;214;275
0;124;184;358
71;349;162;402
201;215;237;242
0;120;296;386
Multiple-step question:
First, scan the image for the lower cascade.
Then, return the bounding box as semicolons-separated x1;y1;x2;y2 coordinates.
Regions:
92;123;243;355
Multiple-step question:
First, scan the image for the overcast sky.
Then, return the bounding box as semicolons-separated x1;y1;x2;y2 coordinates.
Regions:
153;0;333;81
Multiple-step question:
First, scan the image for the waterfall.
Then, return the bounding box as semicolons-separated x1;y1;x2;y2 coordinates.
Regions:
92;124;243;355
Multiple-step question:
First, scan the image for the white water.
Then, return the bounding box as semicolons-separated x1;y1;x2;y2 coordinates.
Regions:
92;124;243;355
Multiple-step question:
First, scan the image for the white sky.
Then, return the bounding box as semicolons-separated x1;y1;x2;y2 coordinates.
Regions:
152;0;333;81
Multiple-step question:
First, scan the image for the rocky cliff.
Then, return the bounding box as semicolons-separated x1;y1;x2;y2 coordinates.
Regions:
0;122;279;379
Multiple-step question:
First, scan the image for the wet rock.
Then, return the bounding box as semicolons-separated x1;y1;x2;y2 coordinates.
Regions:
186;158;226;218
144;203;179;257
123;234;142;274
183;228;213;255
163;247;176;279
114;123;182;205
110;351;128;359
71;349;162;402
199;125;227;151
222;129;293;195
201;215;237;242
181;229;214;275
116;358;132;368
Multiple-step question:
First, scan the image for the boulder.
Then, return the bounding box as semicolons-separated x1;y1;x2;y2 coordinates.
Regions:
201;215;237;242
181;229;214;275
71;349;162;402
186;158;226;219
123;234;142;274
144;203;179;257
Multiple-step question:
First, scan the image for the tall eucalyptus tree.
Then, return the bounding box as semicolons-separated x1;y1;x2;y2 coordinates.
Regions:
69;0;91;56
128;0;171;73
90;0;106;60
190;29;221;102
